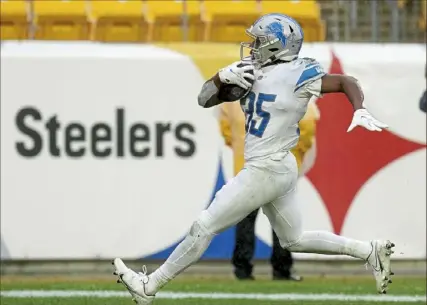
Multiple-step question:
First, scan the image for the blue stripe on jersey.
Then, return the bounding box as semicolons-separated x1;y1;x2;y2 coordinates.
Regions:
294;65;325;92
304;62;319;70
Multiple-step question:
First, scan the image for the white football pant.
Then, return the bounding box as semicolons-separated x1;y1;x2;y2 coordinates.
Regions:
145;152;372;295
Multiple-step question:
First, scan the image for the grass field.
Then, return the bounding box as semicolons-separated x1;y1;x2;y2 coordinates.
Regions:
1;275;426;305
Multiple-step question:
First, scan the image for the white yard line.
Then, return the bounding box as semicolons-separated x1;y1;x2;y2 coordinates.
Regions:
1;290;426;303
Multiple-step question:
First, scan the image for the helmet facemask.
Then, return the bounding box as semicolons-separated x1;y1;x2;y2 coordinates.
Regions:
240;37;258;64
241;30;292;68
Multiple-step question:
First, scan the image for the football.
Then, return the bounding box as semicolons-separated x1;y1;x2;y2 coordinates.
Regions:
217;63;254;102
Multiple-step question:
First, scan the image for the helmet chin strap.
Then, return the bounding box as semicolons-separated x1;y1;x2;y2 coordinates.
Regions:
260;49;296;67
240;41;298;69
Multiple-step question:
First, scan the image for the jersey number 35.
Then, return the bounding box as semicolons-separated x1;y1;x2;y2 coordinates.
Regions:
242;92;276;138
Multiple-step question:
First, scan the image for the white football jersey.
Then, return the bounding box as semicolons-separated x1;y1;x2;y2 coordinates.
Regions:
241;57;325;162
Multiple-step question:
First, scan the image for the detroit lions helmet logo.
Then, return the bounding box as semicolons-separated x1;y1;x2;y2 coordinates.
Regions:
266;21;287;47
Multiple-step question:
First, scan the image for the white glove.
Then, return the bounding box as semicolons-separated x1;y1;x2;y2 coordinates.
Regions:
347;109;388;132
218;61;255;90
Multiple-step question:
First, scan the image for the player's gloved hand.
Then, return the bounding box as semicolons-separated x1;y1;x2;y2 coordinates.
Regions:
347;109;389;132
218;61;255;90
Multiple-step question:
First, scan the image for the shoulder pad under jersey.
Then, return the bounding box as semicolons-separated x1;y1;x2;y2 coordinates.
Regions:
294;57;326;92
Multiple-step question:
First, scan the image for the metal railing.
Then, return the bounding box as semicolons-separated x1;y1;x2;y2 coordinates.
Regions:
320;0;425;43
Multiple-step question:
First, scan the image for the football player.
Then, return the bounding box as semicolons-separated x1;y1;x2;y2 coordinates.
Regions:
112;14;393;304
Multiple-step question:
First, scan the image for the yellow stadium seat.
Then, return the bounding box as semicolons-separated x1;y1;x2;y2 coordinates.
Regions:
0;0;29;40
202;0;261;43
260;0;325;42
90;0;146;42
145;0;203;42
33;0;90;40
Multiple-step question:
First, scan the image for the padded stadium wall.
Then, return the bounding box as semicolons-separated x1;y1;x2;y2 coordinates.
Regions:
1;41;425;260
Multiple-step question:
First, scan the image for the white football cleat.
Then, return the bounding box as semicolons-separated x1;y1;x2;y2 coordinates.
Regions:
367;240;395;294
112;258;155;304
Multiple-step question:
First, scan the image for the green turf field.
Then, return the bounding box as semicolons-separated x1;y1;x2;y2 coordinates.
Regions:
1;275;426;305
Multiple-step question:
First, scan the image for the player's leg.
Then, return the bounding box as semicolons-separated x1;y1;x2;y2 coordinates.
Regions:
262;188;394;293
113;165;281;303
263;189;372;256
145;166;280;294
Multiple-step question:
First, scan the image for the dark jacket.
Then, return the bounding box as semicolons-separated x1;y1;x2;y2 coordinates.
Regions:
421;65;427;113
420;90;426;113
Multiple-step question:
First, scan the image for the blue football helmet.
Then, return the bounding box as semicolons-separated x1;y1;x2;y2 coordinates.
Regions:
241;13;304;67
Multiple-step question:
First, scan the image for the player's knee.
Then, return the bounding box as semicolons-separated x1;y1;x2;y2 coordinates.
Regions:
187;220;212;243
194;210;217;236
174;218;215;260
182;215;215;248
279;234;303;251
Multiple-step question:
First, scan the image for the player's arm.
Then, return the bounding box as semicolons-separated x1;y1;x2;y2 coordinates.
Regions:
198;62;254;108
320;74;364;110
197;74;223;108
295;58;387;132
320;74;388;132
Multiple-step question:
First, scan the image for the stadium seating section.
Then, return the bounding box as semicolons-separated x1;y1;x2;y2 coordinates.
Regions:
1;0;325;42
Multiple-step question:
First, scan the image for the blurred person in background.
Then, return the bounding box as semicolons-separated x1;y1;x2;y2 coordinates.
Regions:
419;65;426;113
221;100;319;281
